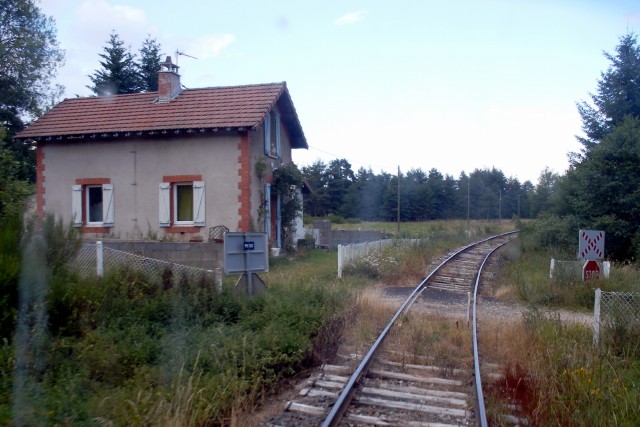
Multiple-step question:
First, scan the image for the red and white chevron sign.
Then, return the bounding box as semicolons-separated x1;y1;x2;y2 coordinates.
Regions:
578;230;605;260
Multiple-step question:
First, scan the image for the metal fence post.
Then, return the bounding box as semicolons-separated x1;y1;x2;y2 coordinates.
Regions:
549;258;555;279
96;241;104;277
593;288;601;347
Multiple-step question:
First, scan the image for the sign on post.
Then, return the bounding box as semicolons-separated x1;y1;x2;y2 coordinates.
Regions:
224;232;268;296
578;230;605;260
583;260;600;281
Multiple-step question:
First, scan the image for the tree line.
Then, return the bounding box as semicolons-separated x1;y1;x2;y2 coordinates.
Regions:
301;160;546;222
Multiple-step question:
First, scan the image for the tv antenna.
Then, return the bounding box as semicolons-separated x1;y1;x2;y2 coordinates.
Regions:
174;50;198;67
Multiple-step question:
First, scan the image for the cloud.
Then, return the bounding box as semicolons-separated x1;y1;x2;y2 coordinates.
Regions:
334;11;366;26
186;34;236;59
73;0;155;47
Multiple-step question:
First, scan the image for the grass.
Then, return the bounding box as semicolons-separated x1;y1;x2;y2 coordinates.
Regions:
480;311;640;426
0;248;359;426
3;217;638;425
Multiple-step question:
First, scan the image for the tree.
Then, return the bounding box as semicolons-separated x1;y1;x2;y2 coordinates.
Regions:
576;33;640;156
88;32;142;96
138;35;163;92
563;117;640;260
0;0;64;182
0;0;64;127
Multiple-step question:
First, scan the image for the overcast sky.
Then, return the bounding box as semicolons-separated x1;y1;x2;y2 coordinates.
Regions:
40;0;640;184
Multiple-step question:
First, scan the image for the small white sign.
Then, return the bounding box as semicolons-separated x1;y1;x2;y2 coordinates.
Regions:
578;230;605;260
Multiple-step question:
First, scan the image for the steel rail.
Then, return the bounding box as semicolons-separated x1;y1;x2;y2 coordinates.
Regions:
321;231;517;427
472;237;515;427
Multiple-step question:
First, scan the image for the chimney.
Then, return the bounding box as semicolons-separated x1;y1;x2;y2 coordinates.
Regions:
157;56;181;102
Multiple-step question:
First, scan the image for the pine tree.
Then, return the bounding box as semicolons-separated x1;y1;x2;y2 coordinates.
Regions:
138;35;162;92
576;33;640;155
88;32;142;96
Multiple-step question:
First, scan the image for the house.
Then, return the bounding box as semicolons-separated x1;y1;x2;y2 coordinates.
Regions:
15;57;308;247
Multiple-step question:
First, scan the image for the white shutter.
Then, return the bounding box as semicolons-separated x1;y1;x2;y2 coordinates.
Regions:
193;181;205;226
72;185;83;227
275;112;281;157
102;184;114;226
159;182;171;227
264;184;271;237
263;113;271;155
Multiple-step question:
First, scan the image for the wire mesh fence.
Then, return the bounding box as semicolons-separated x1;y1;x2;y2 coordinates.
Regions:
593;288;640;345
71;242;222;291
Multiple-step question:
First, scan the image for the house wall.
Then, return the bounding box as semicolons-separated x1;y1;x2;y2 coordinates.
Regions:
248;105;294;243
41;134;242;241
40;110;297;244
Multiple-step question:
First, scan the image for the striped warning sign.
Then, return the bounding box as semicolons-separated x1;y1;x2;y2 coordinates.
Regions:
578;230;605;260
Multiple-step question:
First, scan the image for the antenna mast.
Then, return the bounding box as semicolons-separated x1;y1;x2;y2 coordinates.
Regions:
174;50;198;67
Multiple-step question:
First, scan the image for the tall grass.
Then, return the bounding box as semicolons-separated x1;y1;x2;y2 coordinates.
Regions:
481;310;639;425
0;244;357;425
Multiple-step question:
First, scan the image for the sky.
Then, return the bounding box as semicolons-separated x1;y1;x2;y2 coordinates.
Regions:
39;0;640;184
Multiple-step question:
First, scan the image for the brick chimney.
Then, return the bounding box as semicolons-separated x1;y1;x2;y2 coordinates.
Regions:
157;56;182;102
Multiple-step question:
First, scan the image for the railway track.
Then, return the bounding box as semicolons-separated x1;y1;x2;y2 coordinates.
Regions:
265;232;517;427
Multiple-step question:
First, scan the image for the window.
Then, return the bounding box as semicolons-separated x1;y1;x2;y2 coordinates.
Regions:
71;180;114;228
87;185;104;223
159;178;205;228
263;110;281;158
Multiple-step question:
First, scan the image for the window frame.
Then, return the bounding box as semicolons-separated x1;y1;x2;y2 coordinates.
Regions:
159;176;205;230
72;179;114;230
173;182;194;225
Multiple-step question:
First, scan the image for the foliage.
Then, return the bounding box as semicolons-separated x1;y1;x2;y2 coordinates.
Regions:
87;32;144;96
0;0;64;182
576;33;640;154
0;0;64;126
272;162;303;251
0;245;354;425
138;35;163;92
301;161;535;223
489;310;640;425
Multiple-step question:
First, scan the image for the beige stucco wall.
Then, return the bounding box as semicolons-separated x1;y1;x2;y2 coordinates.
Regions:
42;134;242;241
41;108;299;243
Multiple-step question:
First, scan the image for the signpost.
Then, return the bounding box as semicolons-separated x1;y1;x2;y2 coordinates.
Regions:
224;232;268;296
578;230;605;281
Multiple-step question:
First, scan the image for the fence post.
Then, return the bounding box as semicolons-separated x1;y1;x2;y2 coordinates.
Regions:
96;240;104;277
213;268;222;293
549;258;555;280
337;244;344;278
593;288;601;347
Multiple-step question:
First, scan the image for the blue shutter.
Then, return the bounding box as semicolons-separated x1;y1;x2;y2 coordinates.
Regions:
264;184;271;238
263;114;271;155
275;112;281;158
276;193;282;248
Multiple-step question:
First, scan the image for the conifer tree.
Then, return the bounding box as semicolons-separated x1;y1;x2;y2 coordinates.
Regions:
88;32;142;96
138;35;163;92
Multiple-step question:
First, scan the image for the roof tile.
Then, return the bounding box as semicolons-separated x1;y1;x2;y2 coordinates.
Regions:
16;82;308;149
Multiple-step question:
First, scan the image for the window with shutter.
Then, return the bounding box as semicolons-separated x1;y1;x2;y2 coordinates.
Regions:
72;181;114;229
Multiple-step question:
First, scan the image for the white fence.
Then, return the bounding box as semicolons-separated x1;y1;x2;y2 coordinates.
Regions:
337;239;421;278
593;288;640;345
550;259;610;281
72;241;222;291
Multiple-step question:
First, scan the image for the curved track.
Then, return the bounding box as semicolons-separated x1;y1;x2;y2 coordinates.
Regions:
267;232;517;427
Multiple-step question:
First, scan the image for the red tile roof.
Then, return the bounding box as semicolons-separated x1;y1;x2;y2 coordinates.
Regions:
16;82;308;149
